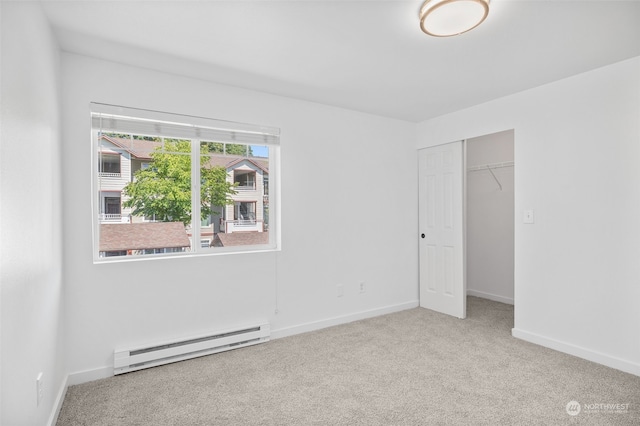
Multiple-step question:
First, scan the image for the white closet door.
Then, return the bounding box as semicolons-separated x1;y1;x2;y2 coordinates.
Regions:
418;142;466;318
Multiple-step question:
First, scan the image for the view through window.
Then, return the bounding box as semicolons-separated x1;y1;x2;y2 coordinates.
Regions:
92;104;279;261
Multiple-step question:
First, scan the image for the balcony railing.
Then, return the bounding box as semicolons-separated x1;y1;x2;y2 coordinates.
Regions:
99;213;123;222
235;183;256;191
99;172;122;178
223;219;263;233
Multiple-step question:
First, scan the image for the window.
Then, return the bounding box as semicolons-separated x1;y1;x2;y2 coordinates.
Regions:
100;194;122;222
99;153;121;176
234;170;256;190
91;103;279;262
235;202;257;222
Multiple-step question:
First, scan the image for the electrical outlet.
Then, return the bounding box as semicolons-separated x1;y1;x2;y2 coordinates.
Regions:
36;372;43;406
337;284;344;297
359;281;366;293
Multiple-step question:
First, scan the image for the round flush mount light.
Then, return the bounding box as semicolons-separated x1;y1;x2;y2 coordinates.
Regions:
419;0;490;37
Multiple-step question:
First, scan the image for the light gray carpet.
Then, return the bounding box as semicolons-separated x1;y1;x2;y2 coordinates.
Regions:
57;297;640;425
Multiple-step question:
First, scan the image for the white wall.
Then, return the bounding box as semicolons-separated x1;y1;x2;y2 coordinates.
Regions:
61;53;419;380
466;130;514;304
417;57;640;375
0;3;65;425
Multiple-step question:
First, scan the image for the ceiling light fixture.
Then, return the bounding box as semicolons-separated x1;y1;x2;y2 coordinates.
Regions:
419;0;490;37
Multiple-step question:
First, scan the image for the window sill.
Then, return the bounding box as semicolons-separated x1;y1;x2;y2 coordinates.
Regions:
94;244;279;264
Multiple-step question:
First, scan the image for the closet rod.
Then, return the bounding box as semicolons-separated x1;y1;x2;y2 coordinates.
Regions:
466;161;514;172
466;161;513;191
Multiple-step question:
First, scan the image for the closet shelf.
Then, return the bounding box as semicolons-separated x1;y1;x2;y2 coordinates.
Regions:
466;161;514;172
467;161;513;191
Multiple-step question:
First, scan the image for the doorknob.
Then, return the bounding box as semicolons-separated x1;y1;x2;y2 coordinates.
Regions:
421;233;425;238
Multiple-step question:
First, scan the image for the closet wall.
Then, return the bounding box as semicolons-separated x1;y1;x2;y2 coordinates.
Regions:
466;130;514;304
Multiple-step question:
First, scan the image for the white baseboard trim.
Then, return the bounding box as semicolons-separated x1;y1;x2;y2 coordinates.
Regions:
67;365;113;386
467;289;513;305
271;300;420;340
512;328;640;377
47;374;68;426
65;302;420;388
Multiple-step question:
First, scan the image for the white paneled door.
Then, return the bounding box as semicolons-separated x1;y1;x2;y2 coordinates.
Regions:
418;142;466;318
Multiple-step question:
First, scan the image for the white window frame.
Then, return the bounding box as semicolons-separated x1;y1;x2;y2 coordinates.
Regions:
91;103;280;263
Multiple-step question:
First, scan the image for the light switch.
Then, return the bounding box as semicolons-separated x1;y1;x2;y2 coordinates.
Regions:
523;209;534;224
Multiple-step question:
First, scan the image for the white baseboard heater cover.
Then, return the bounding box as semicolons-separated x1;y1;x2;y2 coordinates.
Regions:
114;323;270;375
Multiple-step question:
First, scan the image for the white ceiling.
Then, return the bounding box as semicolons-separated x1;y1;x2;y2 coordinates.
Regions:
41;0;640;122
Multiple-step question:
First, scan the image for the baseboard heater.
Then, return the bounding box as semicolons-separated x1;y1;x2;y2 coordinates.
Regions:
114;323;270;375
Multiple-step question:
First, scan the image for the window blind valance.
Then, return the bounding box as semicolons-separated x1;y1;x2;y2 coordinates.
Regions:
91;103;280;146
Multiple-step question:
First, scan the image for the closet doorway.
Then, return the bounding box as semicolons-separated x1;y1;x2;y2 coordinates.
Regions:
466;130;514;306
418;130;514;318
